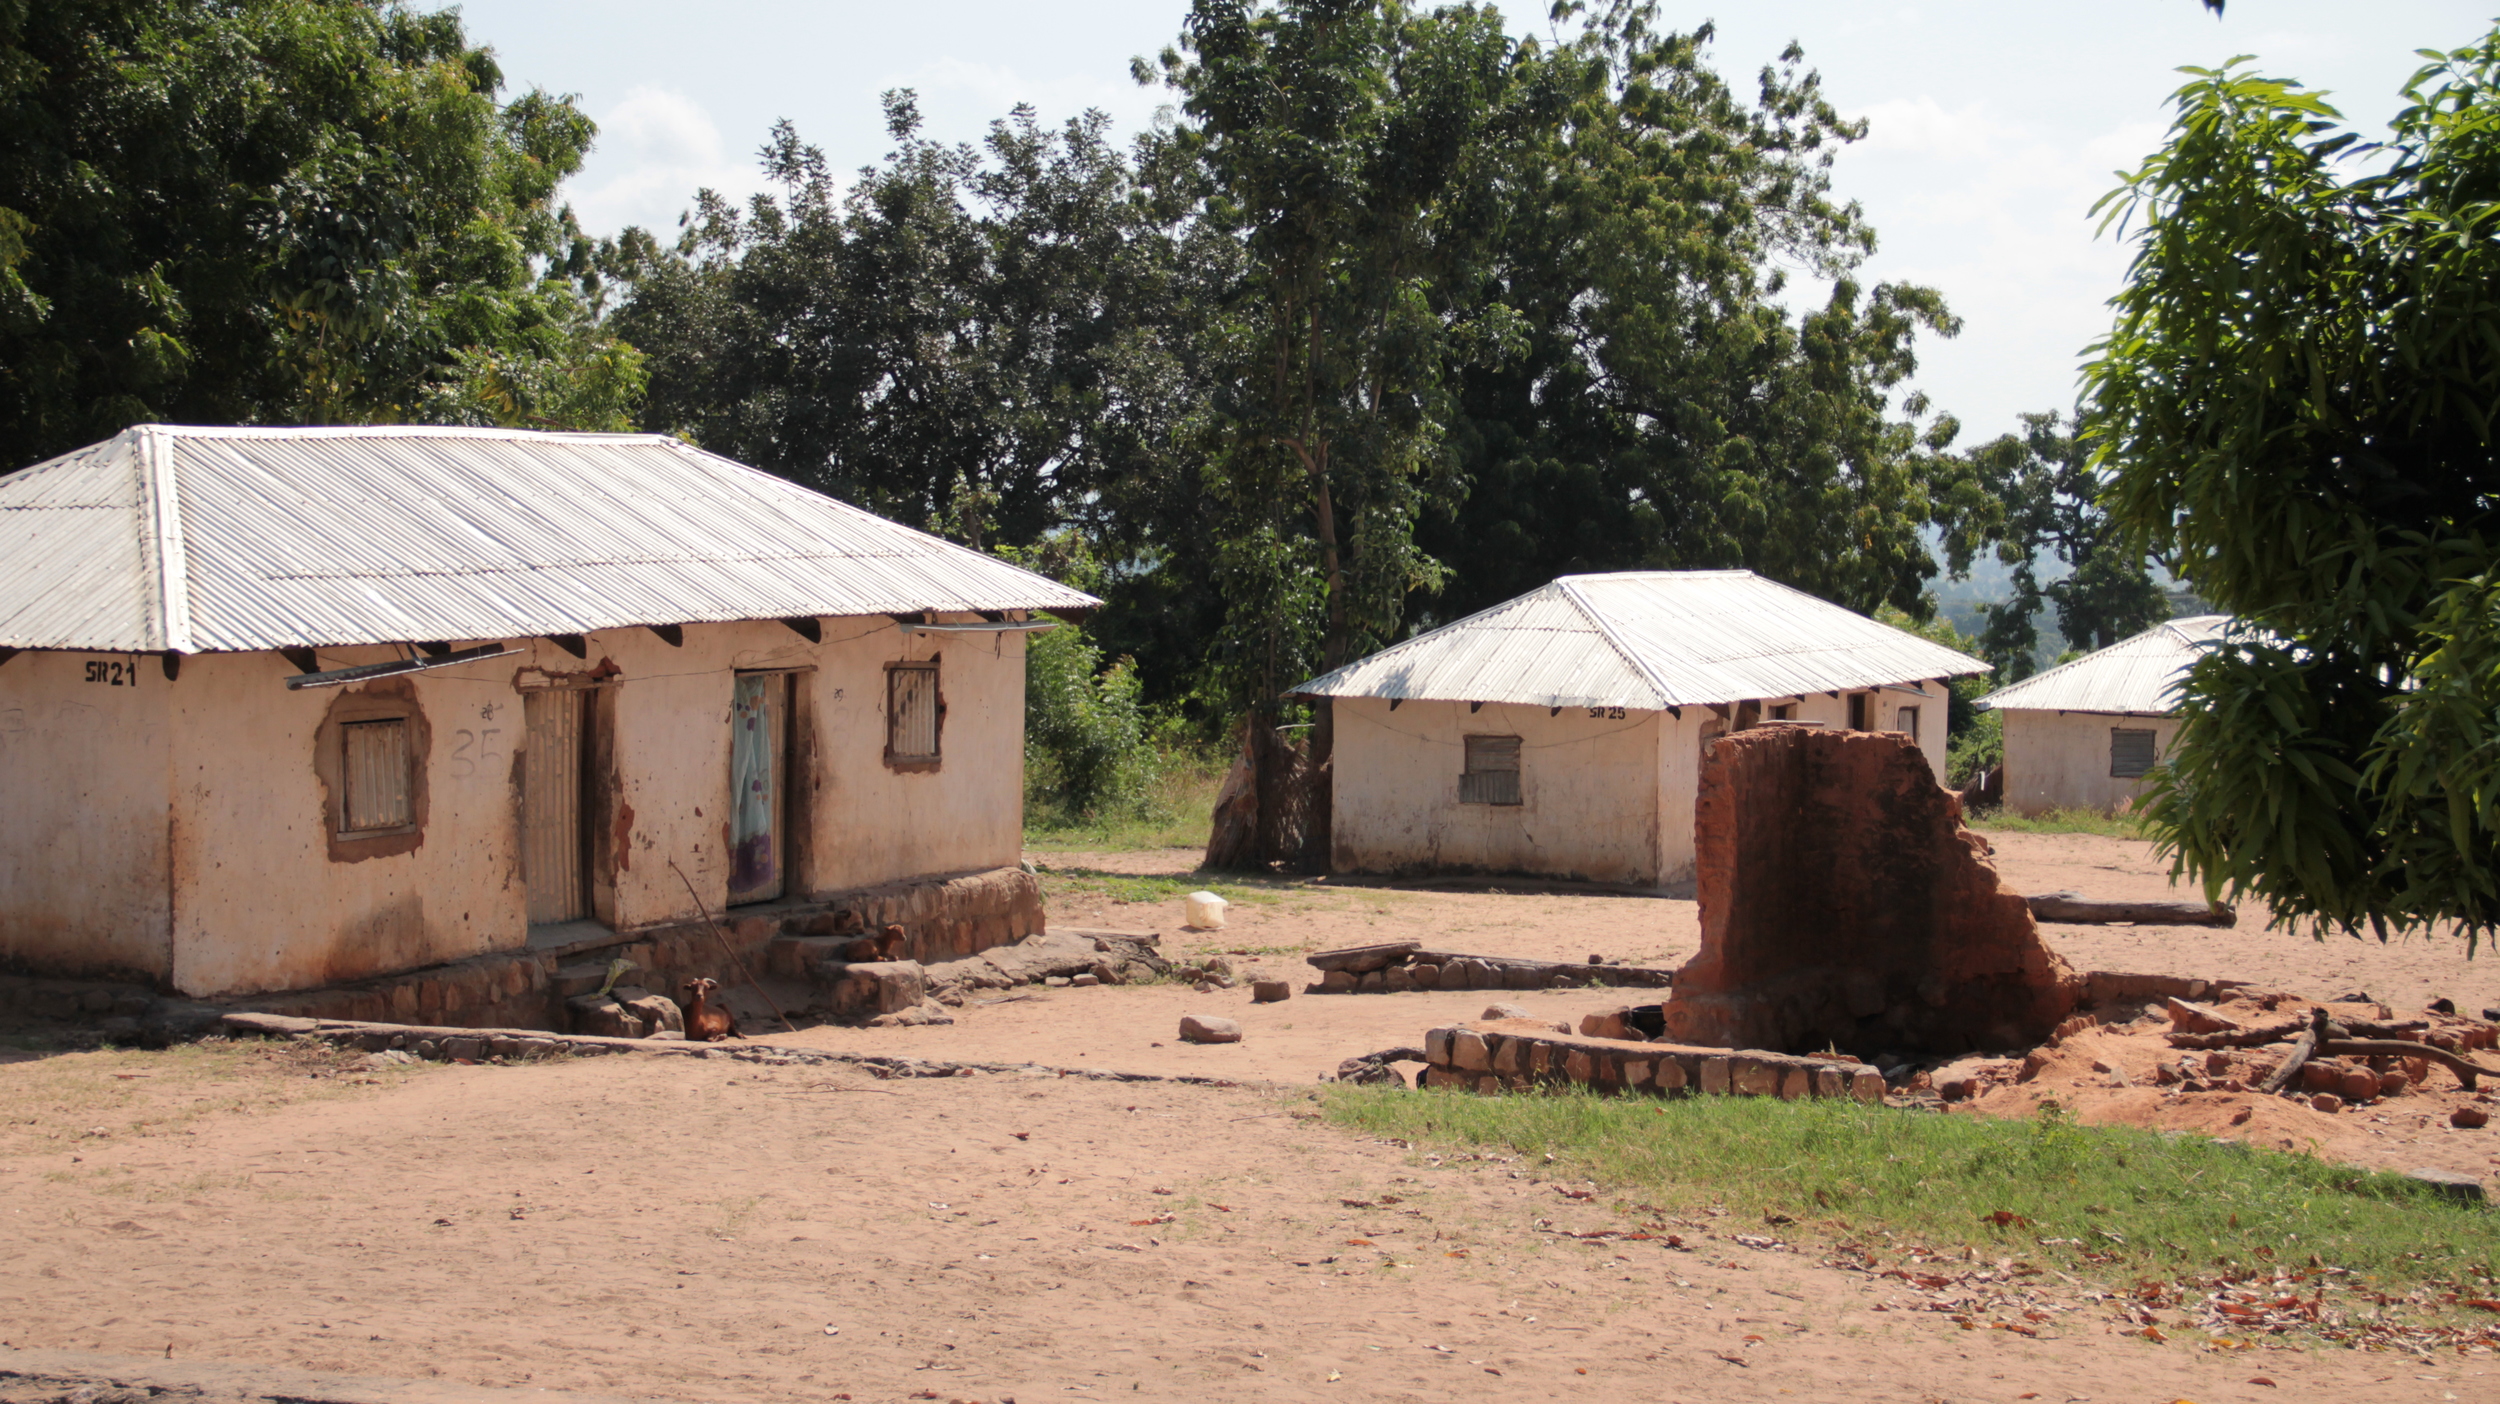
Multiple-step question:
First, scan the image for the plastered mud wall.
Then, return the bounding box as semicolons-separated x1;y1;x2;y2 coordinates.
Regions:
1660;725;2079;1055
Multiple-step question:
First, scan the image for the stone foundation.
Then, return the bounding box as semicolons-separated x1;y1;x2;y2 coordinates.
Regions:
1661;726;2080;1056
233;866;1042;1033
1418;1019;1884;1102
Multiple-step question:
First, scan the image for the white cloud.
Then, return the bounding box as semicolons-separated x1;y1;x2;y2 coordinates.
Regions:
563;87;775;240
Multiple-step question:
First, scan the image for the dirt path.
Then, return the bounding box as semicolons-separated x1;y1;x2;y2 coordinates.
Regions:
1;1044;2486;1404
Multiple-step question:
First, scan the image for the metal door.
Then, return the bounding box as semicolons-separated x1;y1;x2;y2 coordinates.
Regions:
728;673;787;905
523;689;590;924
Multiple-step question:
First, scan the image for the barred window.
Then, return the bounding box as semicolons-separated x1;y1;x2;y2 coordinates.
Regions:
339;718;414;833
2110;727;2157;779
1459;734;1522;806
888;664;940;762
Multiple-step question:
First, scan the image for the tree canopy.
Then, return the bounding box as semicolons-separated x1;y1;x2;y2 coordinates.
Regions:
0;0;639;470
2089;28;2500;945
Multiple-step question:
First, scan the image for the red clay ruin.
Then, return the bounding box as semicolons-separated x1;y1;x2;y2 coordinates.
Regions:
1660;724;2080;1055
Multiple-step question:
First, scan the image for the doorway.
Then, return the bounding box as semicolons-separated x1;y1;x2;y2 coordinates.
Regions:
522;688;592;924
729;672;790;905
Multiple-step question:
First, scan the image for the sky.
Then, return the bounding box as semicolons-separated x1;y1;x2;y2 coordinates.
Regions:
454;0;2494;446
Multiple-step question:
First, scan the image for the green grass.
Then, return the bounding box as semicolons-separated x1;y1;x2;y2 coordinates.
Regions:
1323;1086;2498;1301
1967;804;2156;839
1032;865;1286;909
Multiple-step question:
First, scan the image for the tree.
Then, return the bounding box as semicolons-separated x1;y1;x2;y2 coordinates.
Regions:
0;0;638;470
613;95;1212;552
1418;8;1971;628
2088;30;2500;944
1947;410;2169;682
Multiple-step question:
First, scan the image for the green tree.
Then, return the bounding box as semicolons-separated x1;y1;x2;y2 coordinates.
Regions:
1418;8;1970;628
0;0;639;469
2089;30;2500;944
1948;410;2169;682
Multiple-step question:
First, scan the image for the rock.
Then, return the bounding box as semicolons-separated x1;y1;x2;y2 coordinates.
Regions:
1933;1058;2011;1102
1451;1031;1492;1072
1482;1003;1532;1021
1336;1057;1406;1087
2020;1049;2053;1082
1089;961;1121;986
2311;1092;2343;1113
1251;979;1291;1003
1044;975;1071;988
1070;973;1099;988
2300;1061;2345;1093
2377;1071;2411;1096
868;999;955;1028
2164;997;2241;1035
1357;971;1387;994
1178;1014;1242;1045
615;988;684;1037
1408;961;1440;986
567;993;646;1039
1320;970;1357;994
2408;1166;2487;1202
2338;1066;2381;1102
1580;1009;1629;1040
1384;965;1414;994
2453;1105;2491;1130
1436;962;1469;992
2205;1050;2233;1076
1305;942;1421;975
838;960;929;1017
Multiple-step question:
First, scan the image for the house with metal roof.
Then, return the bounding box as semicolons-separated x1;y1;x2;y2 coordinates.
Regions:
0;424;1095;999
1289;571;1990;888
1973;615;2227;815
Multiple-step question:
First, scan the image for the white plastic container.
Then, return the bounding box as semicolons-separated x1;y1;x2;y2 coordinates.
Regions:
1183;890;1229;930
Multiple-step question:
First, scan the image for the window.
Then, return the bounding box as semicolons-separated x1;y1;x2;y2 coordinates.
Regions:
339;718;414;833
2110;727;2158;779
1460;734;1522;805
887;663;940;764
1768;702;1796;721
1894;706;1920;742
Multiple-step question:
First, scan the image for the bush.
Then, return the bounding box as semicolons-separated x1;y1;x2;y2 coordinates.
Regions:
1024;623;1155;820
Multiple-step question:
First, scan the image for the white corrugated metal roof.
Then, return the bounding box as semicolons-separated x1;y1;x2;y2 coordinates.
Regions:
0;425;1098;652
1289;571;1991;710
1975;615;2231;716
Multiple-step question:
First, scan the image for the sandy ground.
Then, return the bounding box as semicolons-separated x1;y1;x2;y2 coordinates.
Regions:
3;829;2497;1402
1;1043;2489;1404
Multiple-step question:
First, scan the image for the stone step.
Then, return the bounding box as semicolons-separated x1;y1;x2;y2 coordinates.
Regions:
552;960;635;1000
770;935;853;979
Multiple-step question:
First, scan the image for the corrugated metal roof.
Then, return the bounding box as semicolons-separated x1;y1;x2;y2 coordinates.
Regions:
0;425;1098;652
1975;615;2231;716
1289;570;1992;710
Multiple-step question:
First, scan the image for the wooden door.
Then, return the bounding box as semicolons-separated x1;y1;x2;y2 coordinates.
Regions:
522;689;590;924
728;673;788;905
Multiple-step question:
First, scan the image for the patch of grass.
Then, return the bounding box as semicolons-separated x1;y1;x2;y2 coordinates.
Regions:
1323;1086;2499;1300
1966;804;2155;839
1033;866;1286;909
1026;756;1226;852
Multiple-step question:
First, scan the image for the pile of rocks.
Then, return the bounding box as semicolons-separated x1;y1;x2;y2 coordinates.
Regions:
1419;1017;1884;1102
1304;942;1676;995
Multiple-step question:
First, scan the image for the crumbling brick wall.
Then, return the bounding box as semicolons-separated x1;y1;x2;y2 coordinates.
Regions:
1660;725;2078;1055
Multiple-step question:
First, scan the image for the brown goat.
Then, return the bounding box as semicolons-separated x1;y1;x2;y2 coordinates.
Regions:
842;924;911;962
682;977;742;1042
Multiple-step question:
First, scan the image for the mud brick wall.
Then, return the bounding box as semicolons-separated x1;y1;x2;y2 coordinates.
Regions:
236;866;1042;1032
1661;726;2079;1056
1418;1020;1885;1102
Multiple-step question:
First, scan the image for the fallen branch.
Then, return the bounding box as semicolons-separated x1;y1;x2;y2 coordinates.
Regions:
2258;1009;2326;1096
2026;891;2235;927
2322;1039;2499;1091
2170;1017;2427;1051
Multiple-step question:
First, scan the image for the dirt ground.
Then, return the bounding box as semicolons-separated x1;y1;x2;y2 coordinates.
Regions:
2;830;2496;1403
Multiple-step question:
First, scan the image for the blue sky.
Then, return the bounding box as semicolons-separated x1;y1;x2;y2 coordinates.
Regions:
457;0;2493;445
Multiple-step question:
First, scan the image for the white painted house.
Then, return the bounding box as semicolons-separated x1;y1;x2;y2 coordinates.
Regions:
1974;615;2227;815
1289;571;1991;888
0;425;1094;997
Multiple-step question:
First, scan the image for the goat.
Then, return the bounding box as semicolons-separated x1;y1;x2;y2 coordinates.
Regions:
843;924;911;963
682;976;742;1042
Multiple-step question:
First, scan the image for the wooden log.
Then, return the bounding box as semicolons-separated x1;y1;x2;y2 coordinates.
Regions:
2257;1008;2328;1095
2323;1039;2499;1090
2169;1017;2427;1050
1305;941;1422;975
2027;891;2236;927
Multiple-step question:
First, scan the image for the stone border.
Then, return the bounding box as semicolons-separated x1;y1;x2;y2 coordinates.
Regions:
1420;1021;1885;1102
218;1012;1249;1087
1305;944;1675;995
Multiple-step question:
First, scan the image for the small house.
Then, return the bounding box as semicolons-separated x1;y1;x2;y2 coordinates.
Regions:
1973;615;2226;815
1289;571;1990;887
0;425;1095;999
